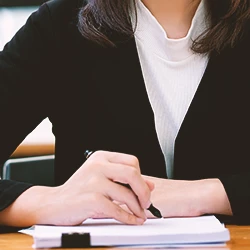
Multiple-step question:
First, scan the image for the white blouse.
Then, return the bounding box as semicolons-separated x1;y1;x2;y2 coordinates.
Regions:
132;0;209;178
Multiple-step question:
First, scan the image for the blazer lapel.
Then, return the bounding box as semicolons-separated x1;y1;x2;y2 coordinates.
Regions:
90;37;167;178
90;38;154;127
173;51;230;179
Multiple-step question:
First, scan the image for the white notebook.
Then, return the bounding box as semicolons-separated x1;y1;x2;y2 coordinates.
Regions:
30;215;230;248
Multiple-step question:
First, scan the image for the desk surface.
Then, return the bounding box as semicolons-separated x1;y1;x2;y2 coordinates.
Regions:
0;225;250;250
11;143;55;158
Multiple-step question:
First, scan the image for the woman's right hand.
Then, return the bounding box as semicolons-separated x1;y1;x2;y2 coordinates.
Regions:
0;151;153;227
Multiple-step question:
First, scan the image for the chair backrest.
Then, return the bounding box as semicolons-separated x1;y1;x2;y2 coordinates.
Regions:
2;155;55;186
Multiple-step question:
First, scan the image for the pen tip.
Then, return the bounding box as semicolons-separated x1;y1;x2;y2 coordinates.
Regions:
148;204;162;218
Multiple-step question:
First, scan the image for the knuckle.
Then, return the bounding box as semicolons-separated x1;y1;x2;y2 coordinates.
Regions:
128;167;139;180
92;150;110;160
86;157;103;169
114;206;135;224
125;213;137;224
90;151;102;159
130;156;140;167
114;206;123;218
95;150;106;155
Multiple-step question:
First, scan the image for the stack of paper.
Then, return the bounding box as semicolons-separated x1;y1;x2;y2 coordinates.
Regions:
24;215;230;248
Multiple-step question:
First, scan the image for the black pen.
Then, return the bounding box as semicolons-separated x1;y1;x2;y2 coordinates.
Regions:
84;150;162;218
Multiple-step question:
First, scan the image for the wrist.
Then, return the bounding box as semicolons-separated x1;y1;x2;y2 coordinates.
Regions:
0;185;58;227
30;185;63;225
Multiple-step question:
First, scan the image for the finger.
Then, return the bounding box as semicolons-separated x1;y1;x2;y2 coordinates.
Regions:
107;202;145;225
103;164;151;209
119;204;133;214
91;194;145;225
113;200;123;206
145;179;155;191
109;154;140;173
95;151;141;173
104;181;147;220
145;209;155;218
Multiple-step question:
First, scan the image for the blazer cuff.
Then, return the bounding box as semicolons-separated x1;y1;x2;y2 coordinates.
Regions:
219;173;250;222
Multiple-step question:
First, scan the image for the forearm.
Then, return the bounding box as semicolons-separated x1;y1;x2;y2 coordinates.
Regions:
197;178;232;216
0;186;56;227
143;175;233;218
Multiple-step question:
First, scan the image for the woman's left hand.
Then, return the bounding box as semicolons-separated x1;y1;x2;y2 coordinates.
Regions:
142;176;233;218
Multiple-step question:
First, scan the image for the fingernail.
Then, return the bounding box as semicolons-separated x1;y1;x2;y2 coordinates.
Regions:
136;217;145;224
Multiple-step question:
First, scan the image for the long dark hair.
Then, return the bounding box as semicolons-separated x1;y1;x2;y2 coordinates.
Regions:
77;0;250;54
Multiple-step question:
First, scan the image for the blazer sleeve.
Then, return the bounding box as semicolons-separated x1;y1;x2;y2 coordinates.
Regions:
218;173;250;224
0;180;33;211
0;180;34;233
0;4;56;230
0;3;55;165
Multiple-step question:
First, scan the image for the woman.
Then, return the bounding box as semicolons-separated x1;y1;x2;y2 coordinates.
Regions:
0;0;249;228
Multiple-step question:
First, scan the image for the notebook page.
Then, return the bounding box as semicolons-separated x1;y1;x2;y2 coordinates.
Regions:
34;215;229;246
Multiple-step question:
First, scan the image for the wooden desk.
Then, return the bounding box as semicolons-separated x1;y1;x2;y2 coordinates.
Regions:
0;225;250;250
11;143;55;158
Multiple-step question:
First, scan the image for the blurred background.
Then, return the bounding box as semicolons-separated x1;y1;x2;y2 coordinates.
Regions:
0;0;55;157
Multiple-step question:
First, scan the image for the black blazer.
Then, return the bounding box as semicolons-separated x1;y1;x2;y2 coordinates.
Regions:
1;0;250;224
